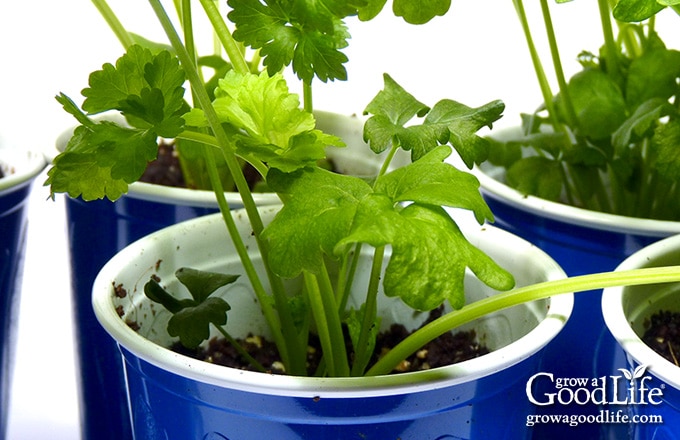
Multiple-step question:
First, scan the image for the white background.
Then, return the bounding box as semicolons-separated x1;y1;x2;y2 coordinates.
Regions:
1;1;677;438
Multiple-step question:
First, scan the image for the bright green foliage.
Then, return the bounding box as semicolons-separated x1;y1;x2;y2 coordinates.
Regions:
227;0;353;83
263;147;513;311
185;70;345;172
493;7;680;220
364;74;505;166
46;46;187;201
144;268;239;349
392;0;451;24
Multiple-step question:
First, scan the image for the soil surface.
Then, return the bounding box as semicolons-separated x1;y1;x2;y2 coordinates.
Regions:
139;141;271;191
642;310;680;366
172;306;489;375
139;141;186;188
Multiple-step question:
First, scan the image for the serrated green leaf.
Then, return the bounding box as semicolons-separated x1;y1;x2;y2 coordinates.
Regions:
392;0;451;24
175;267;240;304
168;297;232;348
228;0;351;83
336;201;514;311
209;70;344;171
364;74;430;137
262;167;373;277
364;75;504;163
82;45;154;114
46;122;158;201
81;46;186;135
374;146;494;224
424;99;505;167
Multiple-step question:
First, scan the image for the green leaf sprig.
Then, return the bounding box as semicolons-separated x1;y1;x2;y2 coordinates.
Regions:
491;0;680;220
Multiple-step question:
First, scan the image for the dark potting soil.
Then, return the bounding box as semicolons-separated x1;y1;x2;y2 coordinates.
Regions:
171;306;489;375
642;310;680;366
139;141;262;190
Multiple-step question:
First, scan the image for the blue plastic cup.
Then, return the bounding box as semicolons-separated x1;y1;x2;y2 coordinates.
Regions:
474;160;680;439
92;207;573;440
0;149;45;438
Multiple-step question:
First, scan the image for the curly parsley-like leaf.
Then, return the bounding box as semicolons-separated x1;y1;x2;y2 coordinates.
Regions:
188;70;344;172
46;96;159;201
228;0;352;83
47;46;187;201
82;45;187;136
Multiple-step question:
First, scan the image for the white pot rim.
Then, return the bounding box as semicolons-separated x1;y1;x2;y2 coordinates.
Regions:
602;234;680;386
472;162;680;237
50;110;368;207
0;148;46;195
93;208;573;399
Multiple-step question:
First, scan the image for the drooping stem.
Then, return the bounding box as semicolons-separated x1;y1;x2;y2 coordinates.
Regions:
367;266;680;376
91;0;135;49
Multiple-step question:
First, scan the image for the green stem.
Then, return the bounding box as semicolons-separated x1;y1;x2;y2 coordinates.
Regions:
198;0;250;75
539;0;578;129
177;131;269;178
304;271;349;377
367;266;680;376
513;0;561;131
148;0;307;375
303;81;314;113
598;0;621;83
351;245;385;377
91;0;135;49
337;244;363;313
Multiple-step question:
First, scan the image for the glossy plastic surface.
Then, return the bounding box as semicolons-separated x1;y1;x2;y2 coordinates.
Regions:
66;196;217;440
602;236;680;440
93;208;572;440
475;162;680;439
0;151;45;439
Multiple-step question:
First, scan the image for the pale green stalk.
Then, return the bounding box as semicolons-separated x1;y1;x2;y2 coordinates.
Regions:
198;0;251;75
147;0;308;375
90;0;135;48
367;266;680;376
